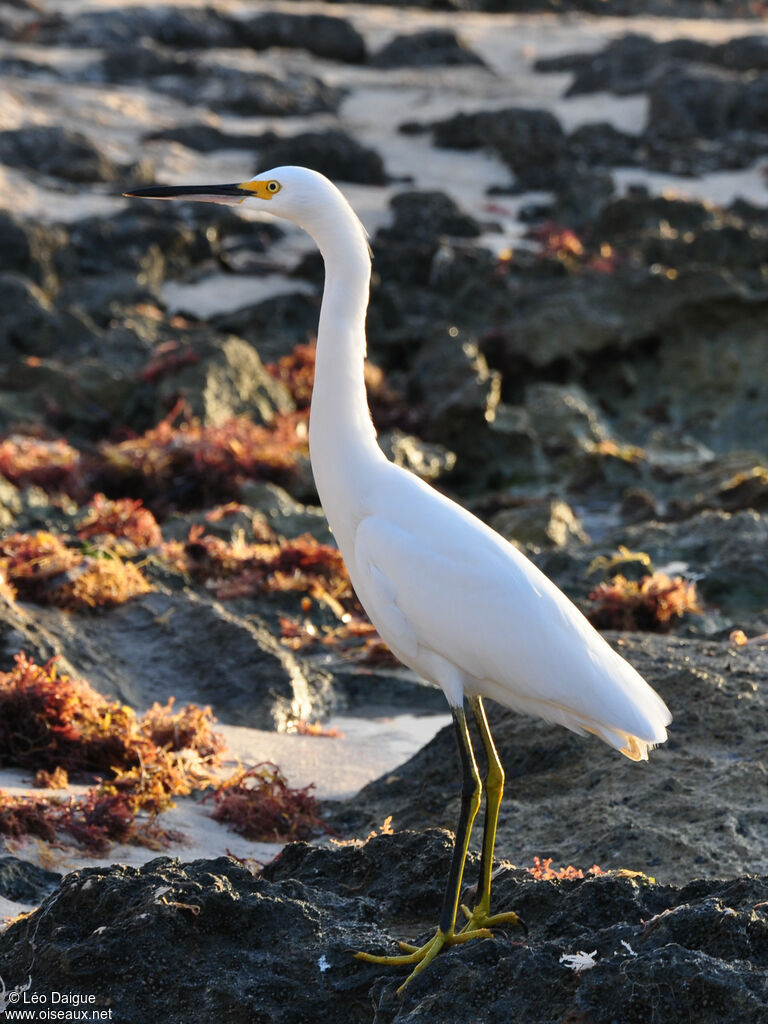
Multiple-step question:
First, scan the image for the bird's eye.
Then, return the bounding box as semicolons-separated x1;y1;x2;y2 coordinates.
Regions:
266;181;281;194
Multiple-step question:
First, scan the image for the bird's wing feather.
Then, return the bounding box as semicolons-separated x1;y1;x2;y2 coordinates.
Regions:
355;510;554;684
354;518;420;660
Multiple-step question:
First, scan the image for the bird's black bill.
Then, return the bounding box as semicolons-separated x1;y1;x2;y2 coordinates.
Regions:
123;183;246;204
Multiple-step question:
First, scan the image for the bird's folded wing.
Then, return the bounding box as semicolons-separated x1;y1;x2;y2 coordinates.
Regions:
353;513;634;712
353;511;670;750
354;516;420;660
353;512;536;677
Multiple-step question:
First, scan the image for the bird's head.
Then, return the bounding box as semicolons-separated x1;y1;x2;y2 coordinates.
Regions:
125;165;345;229
125;164;370;265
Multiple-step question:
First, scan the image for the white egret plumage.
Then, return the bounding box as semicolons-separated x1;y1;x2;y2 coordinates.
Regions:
126;167;671;992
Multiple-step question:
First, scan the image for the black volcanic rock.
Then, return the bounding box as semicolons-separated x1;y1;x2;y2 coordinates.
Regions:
0;126;125;183
36;6;238;48
99;38;196;80
241;11;366;64
567;121;642;167
430;106;568;189
94;48;342;117
143;123;258;152
536;32;768;97
0;856;62;904
0;841;766;1023
254;130;387;185
372;28;485;68
170;66;342;117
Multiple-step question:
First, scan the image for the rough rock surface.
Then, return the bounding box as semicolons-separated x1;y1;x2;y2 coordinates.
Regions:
535;32;768;97
0;126;146;184
0;839;766;1023
429;107;568;190
13;589;334;731
0;856;61;904
536;32;768;174
372;29;485;68
253;130;388;185
241;11;367;64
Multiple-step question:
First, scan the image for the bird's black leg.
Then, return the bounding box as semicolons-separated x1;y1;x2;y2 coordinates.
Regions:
438;702;483;934
457;695;524;934
356;703;492;991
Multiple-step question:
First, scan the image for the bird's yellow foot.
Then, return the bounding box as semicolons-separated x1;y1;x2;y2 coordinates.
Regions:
457;902;527;936
356;924;493;993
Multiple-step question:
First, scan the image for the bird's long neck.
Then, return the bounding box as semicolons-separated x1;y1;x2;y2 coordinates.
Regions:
306;200;384;535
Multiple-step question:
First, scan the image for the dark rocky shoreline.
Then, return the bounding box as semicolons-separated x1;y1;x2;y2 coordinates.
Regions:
1;837;767;1023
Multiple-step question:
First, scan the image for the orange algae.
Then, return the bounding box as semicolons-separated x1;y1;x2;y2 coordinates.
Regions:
0;401;312;514
77;493;162;549
532;223;585;262
0;792;60;844
0;530;152;610
587;572;701;632
209;762;329;842
0;654;227;852
0;789;182;854
52;558;152;610
0;434;84;495
0;530;80;588
34;766;69;789
205;501;251;522
0;653;225;777
0;652;148;775
290;720;344;738
139;339;200;383
266;341;401;425
266;343;318;410
162;528;357;615
527;856;605;881
98;403;309;511
140;697;226;763
529;223;621;275
279;614;398;666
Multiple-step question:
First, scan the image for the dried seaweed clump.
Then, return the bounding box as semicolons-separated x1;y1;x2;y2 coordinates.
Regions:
266;341;401;425
0;788;179;854
529;223;620;275
527;856;605;881
0;434;84;496
77;493;162;550
140;696;226;763
209;762;328;842
162;527;357;615
0;654;226;852
0;792;60;844
279;614;398;666
0;652;145;775
98;404;309;512
0;653;225;777
587;572;701;632
0;530;152;610
266;343;318;410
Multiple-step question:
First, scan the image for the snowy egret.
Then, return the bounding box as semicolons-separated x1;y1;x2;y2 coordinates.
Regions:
125;167;671;992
